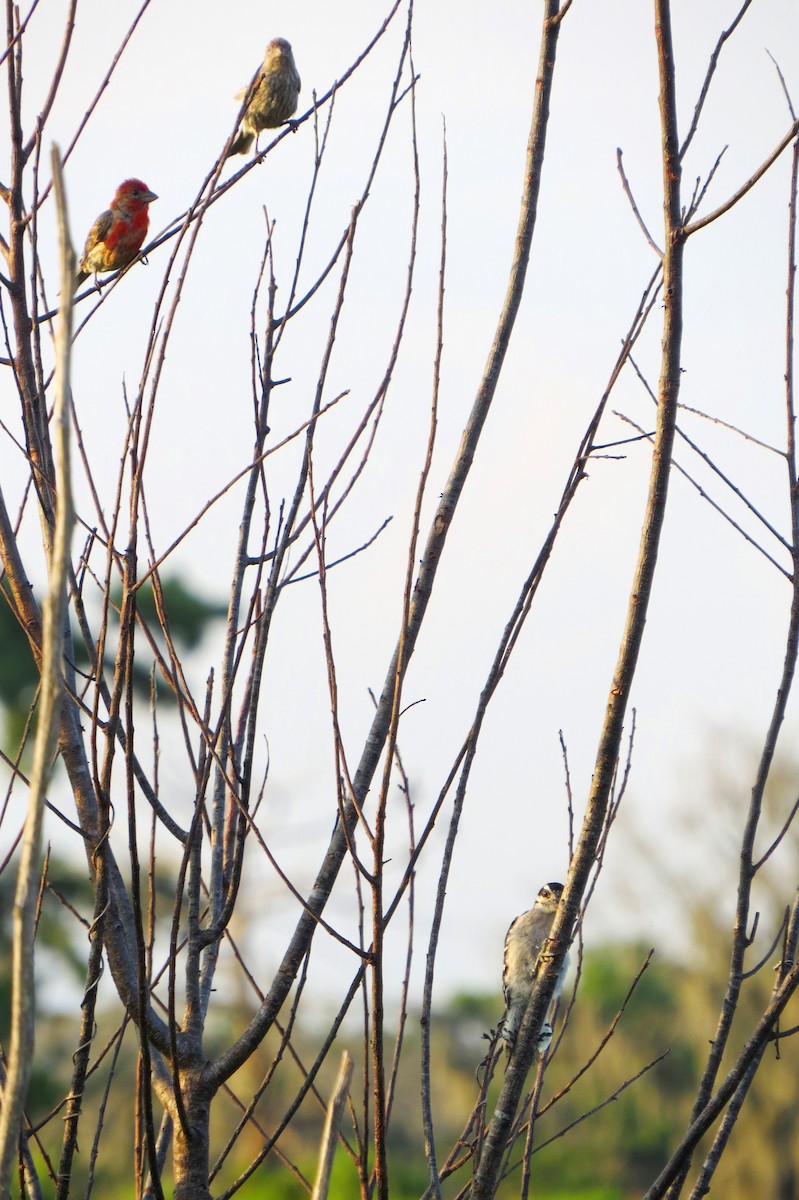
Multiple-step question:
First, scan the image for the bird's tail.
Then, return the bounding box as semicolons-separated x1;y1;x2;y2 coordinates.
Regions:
227;129;254;157
74;269;89;289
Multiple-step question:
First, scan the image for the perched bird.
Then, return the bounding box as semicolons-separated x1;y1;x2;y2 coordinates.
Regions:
501;881;569;1056
227;38;301;157
75;179;158;288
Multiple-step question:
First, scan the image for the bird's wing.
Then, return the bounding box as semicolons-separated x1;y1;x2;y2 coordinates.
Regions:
82;208;114;254
527;908;552;963
233;65;263;105
502;914;523;1004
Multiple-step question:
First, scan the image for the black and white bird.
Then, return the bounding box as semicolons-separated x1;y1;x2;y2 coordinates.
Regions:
501;881;569;1056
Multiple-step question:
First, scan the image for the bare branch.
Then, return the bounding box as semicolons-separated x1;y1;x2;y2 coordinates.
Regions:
679;0;755;160
615;409;793;579
0;145;74;1197
471;3;686;1190
645;963;799;1199
683;118;799;238
311;1052;354;1200
617;147;663;256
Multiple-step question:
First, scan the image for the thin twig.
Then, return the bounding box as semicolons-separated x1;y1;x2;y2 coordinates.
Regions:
683;117;799;238
471;4;686;1190
0;146;74;1198
679;0;754;160
617;148;663;256
311;1052;354;1200
615;409;793;580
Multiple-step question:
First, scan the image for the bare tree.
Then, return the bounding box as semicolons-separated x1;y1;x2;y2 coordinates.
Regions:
1;2;799;1199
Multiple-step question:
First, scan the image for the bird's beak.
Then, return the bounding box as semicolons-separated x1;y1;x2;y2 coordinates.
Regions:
144;191;158;204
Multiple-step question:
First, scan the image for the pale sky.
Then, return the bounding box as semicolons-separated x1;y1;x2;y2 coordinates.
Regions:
6;0;799;1013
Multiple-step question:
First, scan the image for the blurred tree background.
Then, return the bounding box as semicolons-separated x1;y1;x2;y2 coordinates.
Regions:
0;576;225;752
4;790;797;1200
1;593;797;1197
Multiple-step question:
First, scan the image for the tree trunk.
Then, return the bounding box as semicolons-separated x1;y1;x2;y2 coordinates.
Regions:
171;1076;213;1200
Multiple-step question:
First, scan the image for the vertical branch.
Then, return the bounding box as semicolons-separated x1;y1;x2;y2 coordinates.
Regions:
382;743;417;1138
202;11;416;1013
369;33;423;1199
519;1063;548;1200
642;963;799;1200
784;122;799;553
122;426;169;1200
689;893;799;1199
208;0;565;1096
419;119;449;1200
0;145;74;1198
369;801;389;1200
4;1;54;528
470;1;685;1193
123;577;167;1200
311;1051;353;1200
660;89;799;1200
55;883;106;1200
416;261;659;1194
204;236;276;962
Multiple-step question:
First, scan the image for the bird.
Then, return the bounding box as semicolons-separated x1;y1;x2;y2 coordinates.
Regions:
501;881;569;1056
75;179;158;289
227;38;301;157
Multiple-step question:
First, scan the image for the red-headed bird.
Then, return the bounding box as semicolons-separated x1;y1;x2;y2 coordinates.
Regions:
227;38;301;157
75;178;158;289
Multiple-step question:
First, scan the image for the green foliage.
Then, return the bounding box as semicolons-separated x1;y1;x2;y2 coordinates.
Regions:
0;582;39;751
398;938;797;1200
10;907;799;1198
0;585;37;708
580;946;675;1025
113;575;227;651
0;574;225;754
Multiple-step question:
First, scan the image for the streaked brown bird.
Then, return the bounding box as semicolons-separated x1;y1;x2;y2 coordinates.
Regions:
227;38;301;157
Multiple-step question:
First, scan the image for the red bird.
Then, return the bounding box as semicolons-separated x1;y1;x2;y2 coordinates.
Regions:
75;178;158;288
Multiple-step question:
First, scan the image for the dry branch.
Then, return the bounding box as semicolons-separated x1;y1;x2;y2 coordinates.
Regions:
311;1051;353;1200
0;145;74;1197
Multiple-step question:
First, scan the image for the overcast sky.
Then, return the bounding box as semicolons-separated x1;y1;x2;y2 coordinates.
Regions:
6;0;799;1012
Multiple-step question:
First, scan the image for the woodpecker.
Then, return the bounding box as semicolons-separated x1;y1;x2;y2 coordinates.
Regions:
501;881;569;1056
